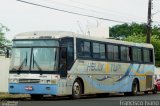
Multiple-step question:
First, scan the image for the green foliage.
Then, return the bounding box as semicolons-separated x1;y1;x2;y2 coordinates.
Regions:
124;35;146;43
0;23;10;47
109;23;130;38
151;36;160;66
124;35;160;66
110;23;160;39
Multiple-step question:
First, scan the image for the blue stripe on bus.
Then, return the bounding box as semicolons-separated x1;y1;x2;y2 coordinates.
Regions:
84;75;133;92
96;76;112;81
136;64;141;73
116;64;133;82
84;64;154;92
9;83;58;95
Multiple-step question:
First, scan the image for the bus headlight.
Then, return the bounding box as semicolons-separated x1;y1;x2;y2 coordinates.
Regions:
46;80;51;84
40;80;57;84
9;79;19;83
51;80;57;84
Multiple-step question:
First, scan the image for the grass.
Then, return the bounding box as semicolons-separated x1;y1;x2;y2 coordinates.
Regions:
0;93;29;99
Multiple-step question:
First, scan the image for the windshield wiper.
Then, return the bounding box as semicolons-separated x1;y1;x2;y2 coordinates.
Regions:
32;54;42;73
18;52;27;72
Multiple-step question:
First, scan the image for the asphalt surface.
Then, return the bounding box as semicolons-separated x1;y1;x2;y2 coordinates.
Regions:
1;93;160;106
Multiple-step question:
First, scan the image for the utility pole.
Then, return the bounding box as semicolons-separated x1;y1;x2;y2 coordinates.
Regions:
146;0;152;43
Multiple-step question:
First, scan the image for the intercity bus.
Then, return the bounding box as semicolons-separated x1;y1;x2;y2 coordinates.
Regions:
9;31;156;99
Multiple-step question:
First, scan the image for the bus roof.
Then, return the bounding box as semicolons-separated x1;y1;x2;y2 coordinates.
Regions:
14;31;153;48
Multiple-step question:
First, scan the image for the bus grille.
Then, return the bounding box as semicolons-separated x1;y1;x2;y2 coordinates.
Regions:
19;79;40;83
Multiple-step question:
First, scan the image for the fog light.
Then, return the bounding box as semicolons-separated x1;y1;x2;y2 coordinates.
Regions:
10;86;14;89
46;87;51;90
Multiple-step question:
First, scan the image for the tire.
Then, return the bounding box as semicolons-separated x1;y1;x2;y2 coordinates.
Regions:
152;85;157;94
130;80;138;96
72;79;82;99
124;92;130;96
144;91;148;94
30;94;43;100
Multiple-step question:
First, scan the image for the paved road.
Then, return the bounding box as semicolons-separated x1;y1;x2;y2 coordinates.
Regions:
1;93;160;106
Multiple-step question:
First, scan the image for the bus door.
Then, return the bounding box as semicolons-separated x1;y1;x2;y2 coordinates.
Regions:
59;47;67;77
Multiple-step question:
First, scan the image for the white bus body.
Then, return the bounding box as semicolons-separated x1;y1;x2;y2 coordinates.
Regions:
9;31;155;99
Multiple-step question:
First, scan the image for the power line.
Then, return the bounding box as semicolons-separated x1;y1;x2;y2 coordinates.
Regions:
67;0;146;22
46;0;112;17
45;0;145;23
17;0;133;24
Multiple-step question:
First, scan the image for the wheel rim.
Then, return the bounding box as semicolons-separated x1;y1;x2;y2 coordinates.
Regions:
73;82;80;96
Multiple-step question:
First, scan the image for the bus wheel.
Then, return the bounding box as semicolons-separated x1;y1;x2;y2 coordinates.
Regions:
131;80;138;96
72;79;82;99
124;92;130;96
152;85;157;94
144;91;148;94
30;94;43;100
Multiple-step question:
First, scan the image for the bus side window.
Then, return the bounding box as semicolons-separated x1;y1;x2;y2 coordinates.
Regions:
149;49;153;63
77;40;91;58
80;42;84;53
129;47;132;61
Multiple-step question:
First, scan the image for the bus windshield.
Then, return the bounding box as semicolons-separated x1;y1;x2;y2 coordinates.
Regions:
10;47;58;72
32;47;58;71
10;40;59;73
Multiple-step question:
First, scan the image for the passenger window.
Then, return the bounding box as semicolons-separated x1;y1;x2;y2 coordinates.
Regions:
77;40;91;58
149;50;153;62
121;46;129;61
84;42;90;53
133;48;138;62
143;49;153;63
132;48;142;62
114;46;119;60
100;44;105;59
107;45;114;60
107;45;119;61
93;43;105;59
93;43;99;58
137;48;142;62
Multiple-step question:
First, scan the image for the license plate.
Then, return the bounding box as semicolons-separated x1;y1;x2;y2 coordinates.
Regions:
25;86;33;91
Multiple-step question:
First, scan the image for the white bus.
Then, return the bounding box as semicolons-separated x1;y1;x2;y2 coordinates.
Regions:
9;31;156;99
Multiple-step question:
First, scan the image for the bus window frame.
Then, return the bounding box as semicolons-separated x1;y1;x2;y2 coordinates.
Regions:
76;38;154;65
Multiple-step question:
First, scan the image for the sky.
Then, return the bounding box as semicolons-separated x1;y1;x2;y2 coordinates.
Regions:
0;0;160;40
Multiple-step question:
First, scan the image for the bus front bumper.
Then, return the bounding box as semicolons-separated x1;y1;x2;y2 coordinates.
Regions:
9;83;58;95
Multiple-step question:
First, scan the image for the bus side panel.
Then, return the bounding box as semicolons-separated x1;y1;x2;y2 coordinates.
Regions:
57;79;73;95
69;60;155;94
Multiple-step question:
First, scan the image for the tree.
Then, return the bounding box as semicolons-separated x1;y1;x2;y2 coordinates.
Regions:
0;23;10;47
110;23;160;39
109;23;130;38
